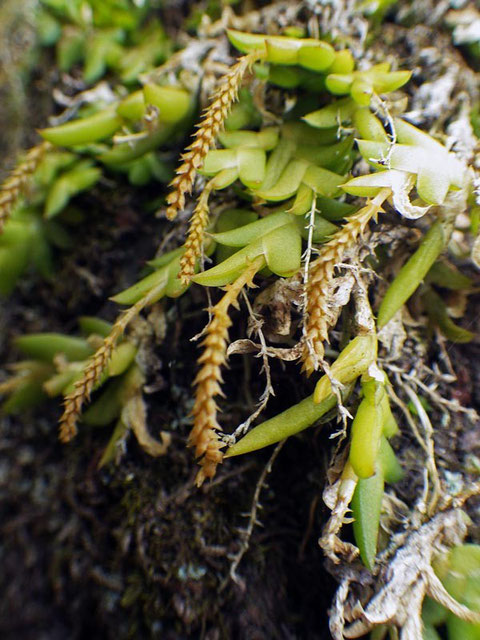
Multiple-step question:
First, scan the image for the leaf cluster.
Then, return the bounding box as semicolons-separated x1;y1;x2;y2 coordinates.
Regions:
1;15;479;630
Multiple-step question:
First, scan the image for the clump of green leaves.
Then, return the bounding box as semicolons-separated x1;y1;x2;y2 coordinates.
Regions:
1;19;479;623
0;149;101;294
2;317;134;417
37;0;169;85
1;316;168;466
0;71;197;293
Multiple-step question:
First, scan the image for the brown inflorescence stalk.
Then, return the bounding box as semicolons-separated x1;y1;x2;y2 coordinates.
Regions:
302;188;391;376
179;183;213;284
0;141;52;233
190;255;265;486
59;285;163;443
165;51;258;221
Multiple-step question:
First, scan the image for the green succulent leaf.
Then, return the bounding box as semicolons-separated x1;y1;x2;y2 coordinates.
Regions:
108;342;137;377
256;159;344;201
433;544;480;640
351;467;384;570
98;419;128;467
118;20;169;83
194;216;302;287
422;597;448;627
315;196;357;221
302;165;345;196
35;151;77;185
44;161;101;218
380;392;399;438
303;97;357;129
281;122;339;146
238;147;268;188
295;136;354;172
227;29;335;71
15;334;94;362
112;248;185;305
43;366;84;397
37;9;62;45
378;436;403;483
78;316;113;338
343;169;431;219
210;211;292;247
329;49;355;74
260;137;296;191
57;26;85;72
98;125;174;165
377;220;446;329
218;128;279;150
2;379;50;414
83;29;125;84
349;375;385;479
0;243;31;296
116;90;146;121
225;392;339;457
314;334;377;404
325;63;411;105
224;88;262;131
262;221;302;276
422;287;475;343
40;108;123;147
83;376;125;426
352;117;469;206
352;107;390;142
142;85;192;123
426;261;473;290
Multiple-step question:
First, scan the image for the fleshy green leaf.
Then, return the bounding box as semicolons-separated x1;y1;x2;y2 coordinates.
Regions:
194;218;301;286
303;98;357;129
15;334;94;362
349;376;385;479
351;468;384;569
313;334;377;404
211;211;292;247
422;287;475;343
40;108;123;147
377;221;446;328
226;392;338;457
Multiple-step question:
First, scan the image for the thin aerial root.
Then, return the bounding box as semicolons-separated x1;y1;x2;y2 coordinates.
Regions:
166;51;258;221
301;188;391;376
190;255;264;486
225;440;285;590
0;141;52;233
59;284;164;443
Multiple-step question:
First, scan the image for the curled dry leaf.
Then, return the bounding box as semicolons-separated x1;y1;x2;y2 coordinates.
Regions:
122;394;171;457
331;509;480;640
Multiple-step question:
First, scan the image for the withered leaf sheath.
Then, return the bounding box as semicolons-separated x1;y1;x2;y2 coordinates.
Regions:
179;183;212;284
59;285;163;442
0;141;52;233
190;255;264;486
165;51;258;221
302;188;391;376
